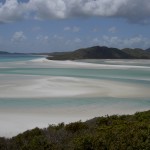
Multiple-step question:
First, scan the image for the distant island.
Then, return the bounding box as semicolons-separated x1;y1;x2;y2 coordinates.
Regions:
0;51;10;54
1;46;150;60
0;51;26;55
47;46;150;60
0;110;150;149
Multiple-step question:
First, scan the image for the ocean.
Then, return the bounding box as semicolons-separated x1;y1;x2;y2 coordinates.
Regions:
0;54;150;137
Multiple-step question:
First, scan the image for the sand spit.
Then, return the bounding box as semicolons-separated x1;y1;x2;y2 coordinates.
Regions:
0;58;150;137
30;58;150;69
0;74;149;98
0;103;149;137
0;58;150;69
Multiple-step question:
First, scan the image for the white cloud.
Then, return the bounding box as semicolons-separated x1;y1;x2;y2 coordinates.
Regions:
64;26;80;32
0;0;27;23
53;34;63;40
0;0;150;24
92;28;99;32
11;31;26;42
74;37;82;43
33;26;41;32
28;0;66;20
93;35;150;49
36;35;49;43
72;26;80;32
92;38;99;44
108;26;117;33
64;26;71;31
89;35;150;49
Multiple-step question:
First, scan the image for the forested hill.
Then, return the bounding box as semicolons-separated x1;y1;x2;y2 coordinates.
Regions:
47;46;150;60
0;110;150;150
122;48;150;59
0;51;10;54
146;48;150;53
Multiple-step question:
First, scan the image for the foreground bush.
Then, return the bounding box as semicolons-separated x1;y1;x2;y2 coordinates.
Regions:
0;110;150;150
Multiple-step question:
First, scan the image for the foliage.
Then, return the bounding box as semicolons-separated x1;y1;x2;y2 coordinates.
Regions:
65;121;88;133
122;48;150;59
47;46;150;60
0;110;150;150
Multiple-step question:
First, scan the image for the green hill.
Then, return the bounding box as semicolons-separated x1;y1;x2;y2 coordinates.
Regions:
122;48;150;59
0;110;150;150
146;48;150;53
47;46;150;60
47;46;132;60
0;51;9;54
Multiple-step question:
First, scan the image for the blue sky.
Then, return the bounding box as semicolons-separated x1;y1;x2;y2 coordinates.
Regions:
0;0;150;52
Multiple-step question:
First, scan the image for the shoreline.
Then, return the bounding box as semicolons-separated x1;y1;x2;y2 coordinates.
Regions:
0;74;149;98
0;58;150;138
0;96;150;138
0;108;150;138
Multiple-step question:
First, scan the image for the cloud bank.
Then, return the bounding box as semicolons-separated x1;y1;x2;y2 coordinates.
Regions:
0;0;150;24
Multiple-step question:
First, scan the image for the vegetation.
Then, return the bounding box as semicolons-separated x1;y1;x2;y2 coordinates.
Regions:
0;51;10;54
1;46;150;59
146;48;150;53
0;110;150;149
47;46;150;60
122;48;150;59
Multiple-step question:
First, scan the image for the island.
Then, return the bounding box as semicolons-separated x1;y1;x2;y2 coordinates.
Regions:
47;46;150;60
0;51;10;54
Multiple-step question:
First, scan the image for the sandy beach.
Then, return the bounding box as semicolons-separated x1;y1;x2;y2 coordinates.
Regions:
0;58;150;137
1;58;150;69
0;100;149;137
0;74;149;98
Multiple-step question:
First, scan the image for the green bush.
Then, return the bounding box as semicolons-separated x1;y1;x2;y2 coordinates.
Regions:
65;121;88;133
0;110;150;150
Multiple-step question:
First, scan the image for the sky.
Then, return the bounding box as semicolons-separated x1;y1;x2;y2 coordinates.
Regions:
0;0;150;53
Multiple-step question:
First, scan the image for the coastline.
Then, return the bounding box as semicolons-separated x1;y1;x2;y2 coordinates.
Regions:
1;107;150;138
0;58;150;138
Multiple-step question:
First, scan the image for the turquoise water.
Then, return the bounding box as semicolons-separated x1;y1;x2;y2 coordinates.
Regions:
0;56;150;105
0;54;42;62
0;68;149;86
0;97;150;109
0;55;150;137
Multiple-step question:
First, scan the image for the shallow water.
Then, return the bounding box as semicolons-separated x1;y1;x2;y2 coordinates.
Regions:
0;54;42;62
0;56;150;137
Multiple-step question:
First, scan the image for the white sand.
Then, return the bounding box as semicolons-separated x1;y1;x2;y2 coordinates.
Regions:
0;59;150;137
30;58;150;69
0;74;149;98
1;58;150;69
38;58;150;69
0;104;149;137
